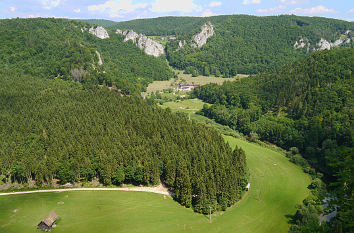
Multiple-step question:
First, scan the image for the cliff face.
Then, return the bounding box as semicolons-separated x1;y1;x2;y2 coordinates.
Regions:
89;26;110;39
116;29;164;57
294;30;353;52
192;22;214;48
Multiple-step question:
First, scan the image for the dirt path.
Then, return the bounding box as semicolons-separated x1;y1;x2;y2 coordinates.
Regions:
0;183;174;197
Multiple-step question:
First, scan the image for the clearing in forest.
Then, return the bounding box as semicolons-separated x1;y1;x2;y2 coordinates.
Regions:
143;70;244;95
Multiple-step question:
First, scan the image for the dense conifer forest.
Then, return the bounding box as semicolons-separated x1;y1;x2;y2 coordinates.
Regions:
193;48;353;231
112;15;354;76
0;18;174;95
0;71;247;213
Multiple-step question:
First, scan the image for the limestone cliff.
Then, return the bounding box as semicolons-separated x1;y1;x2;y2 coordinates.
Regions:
89;26;110;39
294;30;352;52
116;29;164;57
191;22;214;48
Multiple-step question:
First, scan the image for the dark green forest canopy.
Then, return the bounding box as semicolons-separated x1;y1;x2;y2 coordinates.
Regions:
193;48;353;229
194;48;353;173
113;15;354;76
76;19;119;27
0;71;247;213
110;16;207;36
0;18;174;94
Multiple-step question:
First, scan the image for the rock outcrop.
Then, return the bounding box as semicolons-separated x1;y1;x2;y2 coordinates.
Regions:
293;37;311;53
192;22;214;48
89;26;109;39
178;40;186;49
316;38;332;50
294;30;352;52
96;51;103;66
116;29;164;57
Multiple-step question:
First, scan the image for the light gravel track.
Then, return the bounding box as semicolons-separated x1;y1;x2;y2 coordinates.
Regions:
0;184;173;197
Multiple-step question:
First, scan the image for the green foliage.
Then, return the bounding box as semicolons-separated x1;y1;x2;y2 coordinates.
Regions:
193;48;354;230
113;15;353;76
111;16;206;36
77;19;119;27
112;166;125;186
0;72;246;212
0;18;174;95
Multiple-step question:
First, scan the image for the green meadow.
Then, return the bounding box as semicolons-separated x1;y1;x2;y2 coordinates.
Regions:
0;136;310;233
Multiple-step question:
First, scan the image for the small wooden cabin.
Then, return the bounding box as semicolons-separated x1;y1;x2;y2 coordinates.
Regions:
246;183;250;191
37;211;58;231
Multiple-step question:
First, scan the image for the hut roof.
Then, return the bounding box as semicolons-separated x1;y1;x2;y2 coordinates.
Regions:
42;211;58;226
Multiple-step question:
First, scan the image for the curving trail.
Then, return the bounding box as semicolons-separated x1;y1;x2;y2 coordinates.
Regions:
0;184;172;197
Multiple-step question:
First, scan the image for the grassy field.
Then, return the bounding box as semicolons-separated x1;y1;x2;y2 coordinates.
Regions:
160;98;208;113
0;136;310;233
143;70;245;95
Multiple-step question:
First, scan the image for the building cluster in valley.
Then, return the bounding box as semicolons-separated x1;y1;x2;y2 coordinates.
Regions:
176;83;200;91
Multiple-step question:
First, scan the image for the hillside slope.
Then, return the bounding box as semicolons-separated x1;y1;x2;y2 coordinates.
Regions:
112;15;354;75
193;48;353;231
0;71;247;213
0;18;174;94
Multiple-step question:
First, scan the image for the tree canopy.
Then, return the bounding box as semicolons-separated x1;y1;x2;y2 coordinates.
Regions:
0;70;247;213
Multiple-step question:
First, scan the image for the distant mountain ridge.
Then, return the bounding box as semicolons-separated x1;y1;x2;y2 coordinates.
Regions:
0;18;174;94
77;19;119;27
110;15;354;75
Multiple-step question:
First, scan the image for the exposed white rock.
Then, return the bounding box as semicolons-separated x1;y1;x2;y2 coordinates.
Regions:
139;36;164;57
89;26;109;39
317;38;331;50
96;51;103;66
331;39;344;47
294;37;309;49
294;30;352;52
294;37;311;53
178;40;186;49
116;29;164;57
192;22;214;48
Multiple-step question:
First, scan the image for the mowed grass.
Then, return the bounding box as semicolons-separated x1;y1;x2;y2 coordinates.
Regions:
160;98;208;113
0;136;310;233
144;70;245;95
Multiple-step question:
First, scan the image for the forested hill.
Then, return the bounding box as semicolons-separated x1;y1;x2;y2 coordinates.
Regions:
0;70;247;213
77;19;118;27
111;16;206;36
112;15;354;75
0;18;174;94
193;48;353;230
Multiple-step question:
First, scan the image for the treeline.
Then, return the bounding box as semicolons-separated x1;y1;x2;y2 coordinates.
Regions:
111;16;206;36
0;71;248;213
193;48;353;231
77;19;118;27
0;18;175;95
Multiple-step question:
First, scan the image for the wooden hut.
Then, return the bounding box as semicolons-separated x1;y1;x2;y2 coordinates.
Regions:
37;211;58;231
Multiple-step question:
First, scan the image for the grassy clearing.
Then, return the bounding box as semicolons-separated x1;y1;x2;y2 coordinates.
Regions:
0;136;310;233
144;70;247;95
160;98;208;112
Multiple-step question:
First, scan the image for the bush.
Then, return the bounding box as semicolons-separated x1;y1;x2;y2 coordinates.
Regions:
112;166;125;186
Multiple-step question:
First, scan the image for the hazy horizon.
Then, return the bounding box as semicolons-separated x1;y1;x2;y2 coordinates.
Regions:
1;0;353;22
